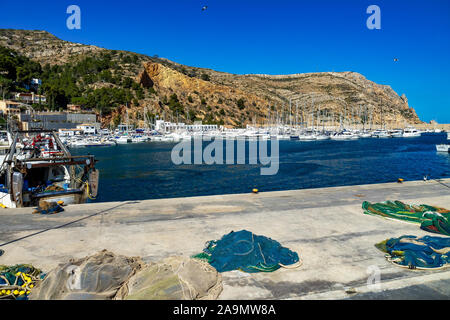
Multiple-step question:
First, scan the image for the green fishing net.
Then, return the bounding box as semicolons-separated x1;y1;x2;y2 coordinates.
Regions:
193;230;300;273
362;200;450;236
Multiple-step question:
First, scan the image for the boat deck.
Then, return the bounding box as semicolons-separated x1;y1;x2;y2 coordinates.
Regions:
1;179;450;299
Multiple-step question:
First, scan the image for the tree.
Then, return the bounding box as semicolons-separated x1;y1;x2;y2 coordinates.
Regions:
201;73;210;81
122;77;133;89
237;98;245;110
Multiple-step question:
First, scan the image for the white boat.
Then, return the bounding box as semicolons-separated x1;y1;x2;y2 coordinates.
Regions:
116;136;132;144
314;133;330;140
299;135;316;141
131;135;150;143
389;129;403;138
69;138;117;148
151;135;163;141
436;131;450;153
436;144;450;152
402;127;421;138
271;134;290;140
358;131;372;138
298;130;317;141
331;131;358;140
371;130;392;138
159;135;175;142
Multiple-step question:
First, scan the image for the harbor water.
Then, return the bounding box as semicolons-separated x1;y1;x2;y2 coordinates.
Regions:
71;133;450;203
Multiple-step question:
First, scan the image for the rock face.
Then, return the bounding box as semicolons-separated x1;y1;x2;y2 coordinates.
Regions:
135;62;422;127
0;29;423;127
0;29;105;66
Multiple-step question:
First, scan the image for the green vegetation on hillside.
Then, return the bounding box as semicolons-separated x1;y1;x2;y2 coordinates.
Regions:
0;46;42;96
0;46;143;113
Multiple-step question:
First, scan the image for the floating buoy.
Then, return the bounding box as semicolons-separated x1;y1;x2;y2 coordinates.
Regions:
397;178;404;183
252;189;259;194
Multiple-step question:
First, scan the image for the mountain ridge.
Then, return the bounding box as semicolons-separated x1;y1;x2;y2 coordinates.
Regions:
0;29;422;128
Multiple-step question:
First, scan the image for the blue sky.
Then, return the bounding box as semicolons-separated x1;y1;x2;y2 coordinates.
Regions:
1;0;449;123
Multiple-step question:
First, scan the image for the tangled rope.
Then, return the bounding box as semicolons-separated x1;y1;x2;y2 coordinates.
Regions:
76;178;96;200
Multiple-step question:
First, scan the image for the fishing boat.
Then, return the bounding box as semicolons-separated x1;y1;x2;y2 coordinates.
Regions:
0;130;99;208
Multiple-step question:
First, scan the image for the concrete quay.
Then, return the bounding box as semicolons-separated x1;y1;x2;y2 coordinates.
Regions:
1;178;449;300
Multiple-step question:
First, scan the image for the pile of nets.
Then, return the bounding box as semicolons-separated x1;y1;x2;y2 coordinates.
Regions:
362;201;450;236
192;230;301;273
29;250;222;300
30;250;142;300
376;235;450;270
0;264;45;300
32;200;64;215
117;256;222;300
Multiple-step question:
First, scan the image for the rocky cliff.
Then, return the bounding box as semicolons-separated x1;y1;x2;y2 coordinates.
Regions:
0;29;422;128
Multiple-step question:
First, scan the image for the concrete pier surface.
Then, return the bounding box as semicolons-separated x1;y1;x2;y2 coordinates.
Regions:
1;179;450;300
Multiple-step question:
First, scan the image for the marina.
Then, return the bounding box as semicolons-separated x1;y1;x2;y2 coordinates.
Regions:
0;1;449;304
68;131;449;203
57;120;447;146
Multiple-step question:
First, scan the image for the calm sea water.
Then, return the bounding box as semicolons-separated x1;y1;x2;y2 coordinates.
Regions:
71;133;450;203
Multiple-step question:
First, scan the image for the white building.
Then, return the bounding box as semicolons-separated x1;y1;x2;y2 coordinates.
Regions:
15;92;47;104
155;120;217;133
76;124;98;135
58;128;84;137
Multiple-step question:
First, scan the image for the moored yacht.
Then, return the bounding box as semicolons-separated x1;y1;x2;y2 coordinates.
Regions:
402;126;421;138
330;130;358;140
116;135;132;144
371;130;392;138
389;129;403;138
436;131;450;153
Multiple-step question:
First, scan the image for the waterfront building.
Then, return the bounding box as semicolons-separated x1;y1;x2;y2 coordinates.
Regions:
14;92;47;104
0;100;22;115
18;112;99;131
